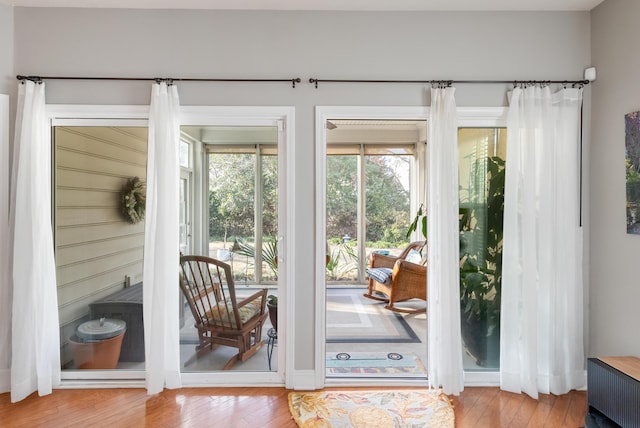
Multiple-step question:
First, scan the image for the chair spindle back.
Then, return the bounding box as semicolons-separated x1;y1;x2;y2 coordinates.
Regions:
179;255;241;331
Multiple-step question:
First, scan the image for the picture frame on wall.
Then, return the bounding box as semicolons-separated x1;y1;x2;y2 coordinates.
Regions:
625;111;640;234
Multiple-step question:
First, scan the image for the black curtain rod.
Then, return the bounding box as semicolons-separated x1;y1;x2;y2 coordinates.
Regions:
16;75;590;89
308;78;590;88
17;75;303;88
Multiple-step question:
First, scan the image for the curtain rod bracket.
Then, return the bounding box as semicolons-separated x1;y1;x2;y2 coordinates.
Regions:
153;77;175;85
430;80;453;89
309;78;319;88
17;75;43;84
292;78;301;88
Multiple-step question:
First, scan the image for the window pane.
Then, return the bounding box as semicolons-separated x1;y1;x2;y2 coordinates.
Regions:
261;154;278;282
208;152;256;284
326;147;416;282
179;140;190;168
54;126;148;371
188;125;278;372
365;154;412;251
326;155;358;281
179;176;189;254
458;127;506;371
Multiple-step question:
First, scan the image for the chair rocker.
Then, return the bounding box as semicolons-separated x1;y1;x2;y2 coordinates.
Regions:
179;255;268;370
364;241;427;314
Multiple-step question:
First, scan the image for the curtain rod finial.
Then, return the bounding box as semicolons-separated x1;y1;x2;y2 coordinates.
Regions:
584;67;596;82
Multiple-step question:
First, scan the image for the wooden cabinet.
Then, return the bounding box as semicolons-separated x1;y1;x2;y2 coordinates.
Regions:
587;357;640;427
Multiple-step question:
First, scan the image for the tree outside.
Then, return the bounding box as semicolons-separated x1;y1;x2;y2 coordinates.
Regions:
326;155;410;247
208;150;412;283
208;152;278;283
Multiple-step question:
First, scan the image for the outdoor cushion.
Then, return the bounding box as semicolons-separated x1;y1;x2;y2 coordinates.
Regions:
366;267;393;285
204;295;263;329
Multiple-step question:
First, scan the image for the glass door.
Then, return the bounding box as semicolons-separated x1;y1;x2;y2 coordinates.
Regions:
179;125;280;373
324;119;428;381
458;127;506;372
53;122;148;378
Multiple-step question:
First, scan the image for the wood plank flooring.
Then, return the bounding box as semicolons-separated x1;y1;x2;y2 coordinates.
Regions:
0;386;587;427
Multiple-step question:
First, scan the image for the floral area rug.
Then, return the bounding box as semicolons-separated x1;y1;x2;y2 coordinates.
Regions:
288;389;454;427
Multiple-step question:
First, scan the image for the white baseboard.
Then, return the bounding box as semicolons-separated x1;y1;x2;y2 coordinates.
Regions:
464;371;500;387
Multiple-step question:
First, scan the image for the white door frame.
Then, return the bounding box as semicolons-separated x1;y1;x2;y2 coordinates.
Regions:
314;106;430;388
180;106;295;387
47;104;295;388
314;106;508;389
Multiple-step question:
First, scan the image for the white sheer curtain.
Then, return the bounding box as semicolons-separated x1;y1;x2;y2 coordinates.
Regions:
0;94;10;393
501;86;585;399
427;87;464;395
10;81;61;402
143;82;182;394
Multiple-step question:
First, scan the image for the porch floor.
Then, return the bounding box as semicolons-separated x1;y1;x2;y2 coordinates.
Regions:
115;285;484;377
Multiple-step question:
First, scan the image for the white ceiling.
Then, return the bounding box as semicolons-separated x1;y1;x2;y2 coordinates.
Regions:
0;0;606;11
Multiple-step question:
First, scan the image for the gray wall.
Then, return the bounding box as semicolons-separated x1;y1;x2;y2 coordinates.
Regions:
10;7;592;370
0;5;14;153
0;4;12;392
590;0;640;357
0;6;13;95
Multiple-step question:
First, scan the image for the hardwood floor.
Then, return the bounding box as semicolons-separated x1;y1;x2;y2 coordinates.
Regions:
0;386;587;427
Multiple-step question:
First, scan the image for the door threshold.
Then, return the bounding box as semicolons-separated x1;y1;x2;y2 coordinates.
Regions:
324;377;429;387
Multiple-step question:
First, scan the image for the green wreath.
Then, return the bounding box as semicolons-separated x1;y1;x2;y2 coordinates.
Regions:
121;177;146;224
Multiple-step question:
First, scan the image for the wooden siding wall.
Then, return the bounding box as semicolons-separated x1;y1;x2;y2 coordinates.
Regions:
55;126;147;362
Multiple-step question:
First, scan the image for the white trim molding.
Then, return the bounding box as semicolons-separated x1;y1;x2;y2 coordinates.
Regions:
0;94;10;394
457;106;508;126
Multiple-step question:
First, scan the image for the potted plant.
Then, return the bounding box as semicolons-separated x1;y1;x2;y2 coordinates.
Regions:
267;294;278;332
406;203;427;254
459;156;505;368
406;156;505;368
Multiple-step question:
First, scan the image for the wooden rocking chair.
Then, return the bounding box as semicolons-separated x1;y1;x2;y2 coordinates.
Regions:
364;241;427;314
179;255;268;370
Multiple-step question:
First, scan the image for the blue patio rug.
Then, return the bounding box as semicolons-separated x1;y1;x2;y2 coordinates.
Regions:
325;288;420;343
326;351;427;377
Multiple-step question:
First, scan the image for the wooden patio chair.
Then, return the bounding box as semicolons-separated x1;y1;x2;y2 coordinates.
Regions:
179;255;268;370
364;241;427;314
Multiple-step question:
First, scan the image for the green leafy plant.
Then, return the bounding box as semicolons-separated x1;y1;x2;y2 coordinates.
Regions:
325;242;359;281
231;237;278;279
458;155;505;367
406;203;427;253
